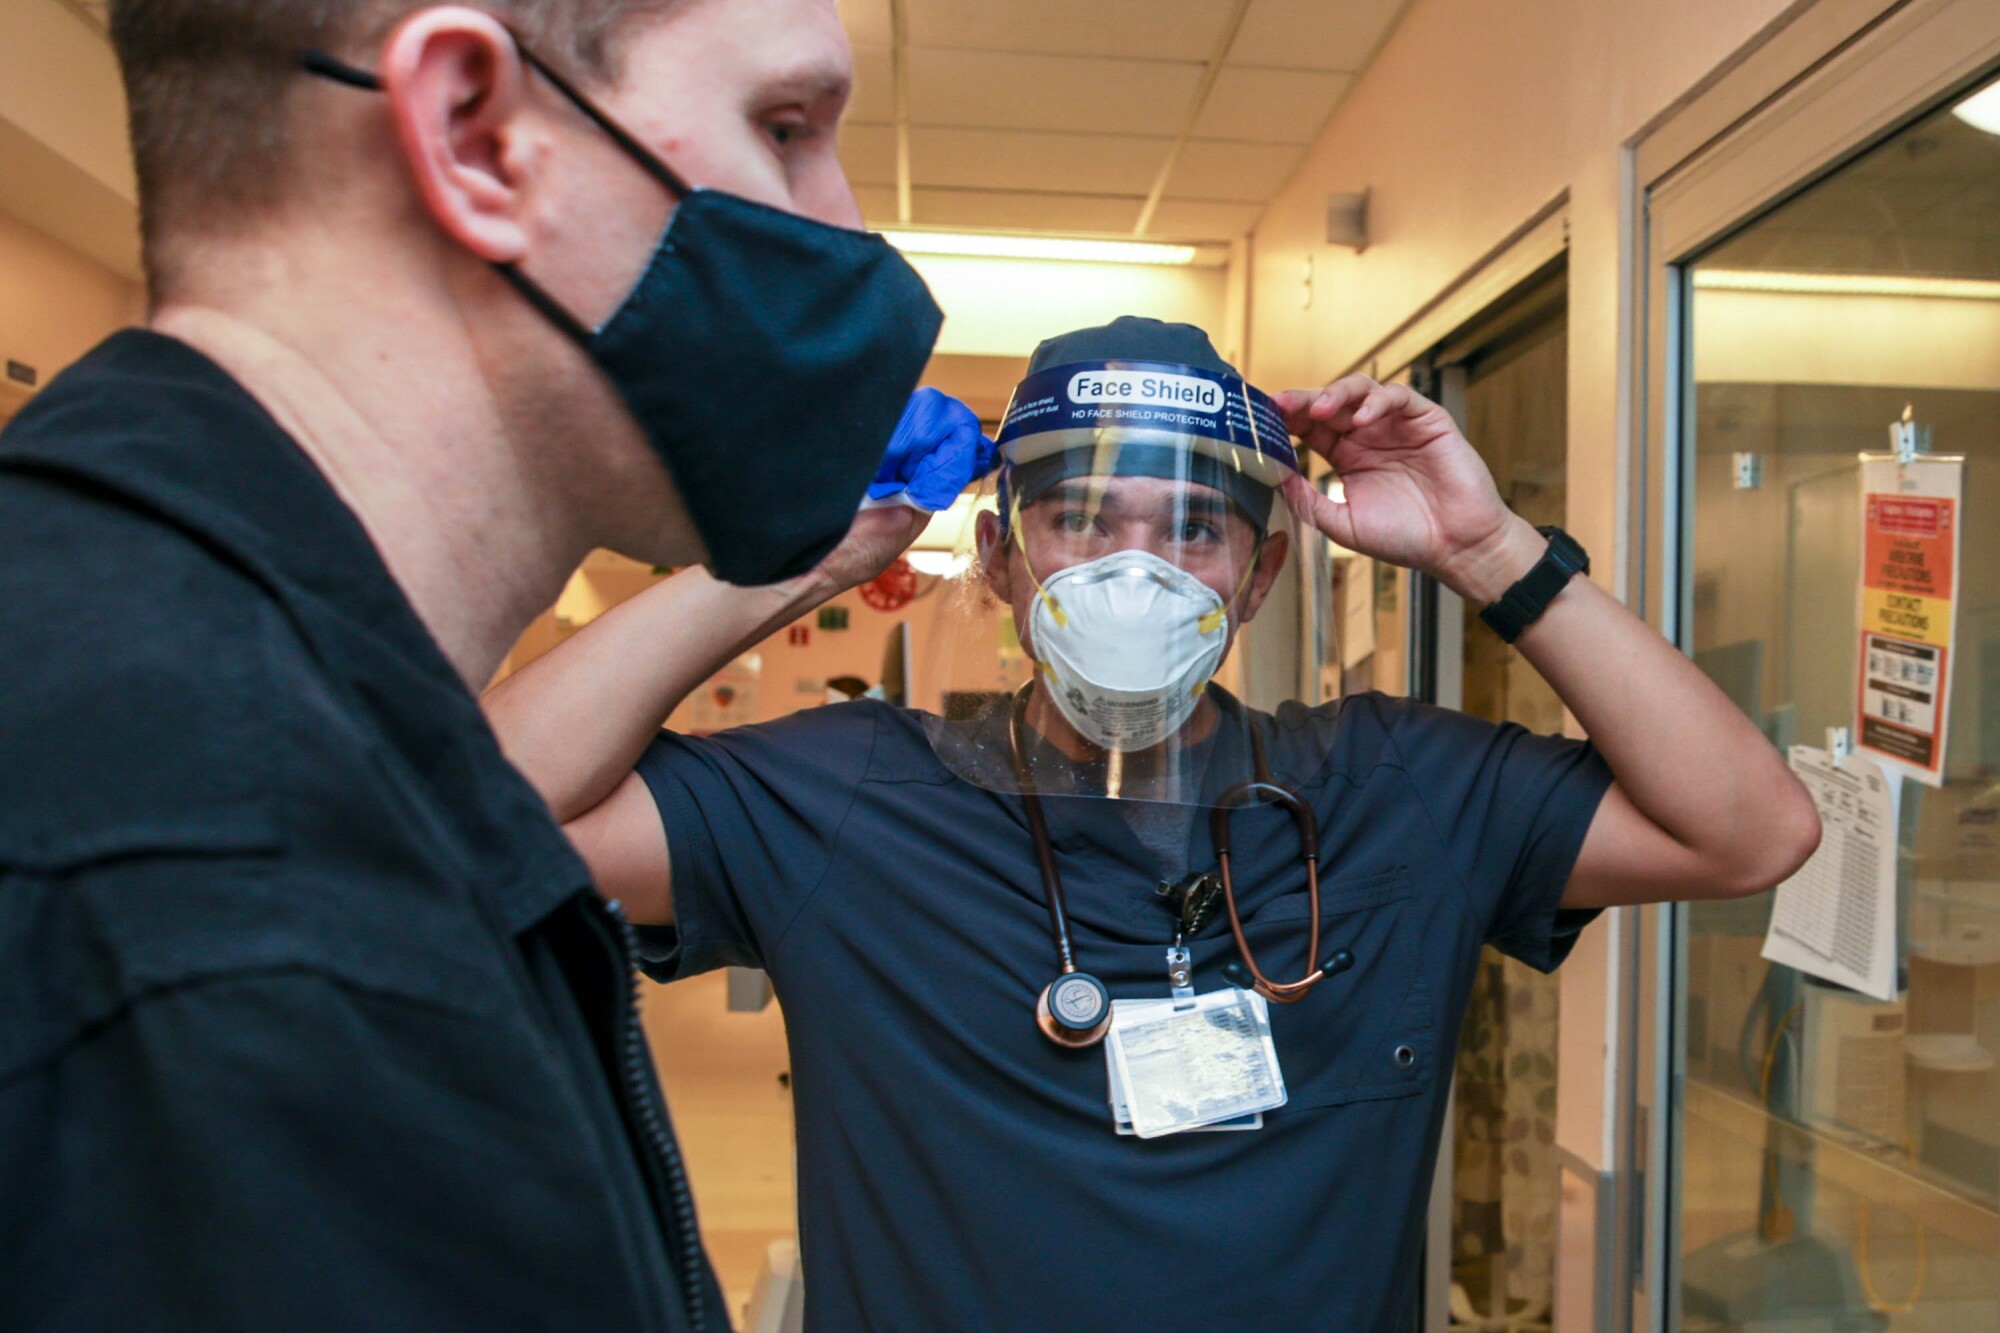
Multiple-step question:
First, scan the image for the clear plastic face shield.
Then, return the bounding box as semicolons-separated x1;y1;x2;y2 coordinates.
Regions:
920;359;1332;808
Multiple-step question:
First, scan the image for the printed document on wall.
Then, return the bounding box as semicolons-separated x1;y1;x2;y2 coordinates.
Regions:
1855;456;1961;787
1762;745;1898;1001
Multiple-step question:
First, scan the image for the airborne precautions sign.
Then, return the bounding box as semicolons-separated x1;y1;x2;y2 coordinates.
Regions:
1856;457;1961;785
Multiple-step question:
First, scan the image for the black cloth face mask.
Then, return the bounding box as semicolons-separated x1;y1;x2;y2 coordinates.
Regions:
305;40;944;586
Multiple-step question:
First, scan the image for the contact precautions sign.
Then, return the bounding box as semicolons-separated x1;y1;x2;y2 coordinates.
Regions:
1856;455;1962;785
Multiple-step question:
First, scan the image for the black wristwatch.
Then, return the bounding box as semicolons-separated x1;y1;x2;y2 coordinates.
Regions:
1477;526;1589;644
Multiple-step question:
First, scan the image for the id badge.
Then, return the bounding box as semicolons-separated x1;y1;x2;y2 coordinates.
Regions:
1104;988;1286;1139
1109;1051;1263;1135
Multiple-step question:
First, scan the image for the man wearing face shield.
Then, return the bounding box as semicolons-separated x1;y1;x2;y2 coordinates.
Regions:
0;3;946;1331
490;316;1820;1328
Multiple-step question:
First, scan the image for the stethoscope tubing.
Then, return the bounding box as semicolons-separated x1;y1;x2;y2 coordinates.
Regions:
1008;685;1330;1007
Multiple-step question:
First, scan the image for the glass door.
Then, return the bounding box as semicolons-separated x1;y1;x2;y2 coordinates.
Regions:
1676;71;2000;1331
1391;264;1571;1333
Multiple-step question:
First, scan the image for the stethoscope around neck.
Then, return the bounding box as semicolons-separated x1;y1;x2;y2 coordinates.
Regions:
1008;688;1350;1049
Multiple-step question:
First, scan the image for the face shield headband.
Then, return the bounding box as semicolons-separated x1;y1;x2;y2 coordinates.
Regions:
993;358;1296;539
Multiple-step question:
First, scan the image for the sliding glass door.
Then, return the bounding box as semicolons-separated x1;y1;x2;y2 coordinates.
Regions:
1675;69;2000;1333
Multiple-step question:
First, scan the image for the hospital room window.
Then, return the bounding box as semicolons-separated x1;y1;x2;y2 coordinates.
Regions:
1677;72;2000;1330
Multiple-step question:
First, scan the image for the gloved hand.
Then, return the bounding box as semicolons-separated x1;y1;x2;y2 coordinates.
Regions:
864;387;997;512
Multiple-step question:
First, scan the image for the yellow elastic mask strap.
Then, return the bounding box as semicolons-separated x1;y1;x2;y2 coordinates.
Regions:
1198;538;1265;636
1011;490;1067;629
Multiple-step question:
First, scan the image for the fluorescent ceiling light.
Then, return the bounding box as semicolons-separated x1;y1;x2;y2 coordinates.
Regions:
1953;78;2000;136
880;230;1198;266
906;549;972;578
909;492;996;552
1693;269;2000;301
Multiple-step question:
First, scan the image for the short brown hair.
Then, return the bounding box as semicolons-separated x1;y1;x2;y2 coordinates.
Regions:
110;1;672;295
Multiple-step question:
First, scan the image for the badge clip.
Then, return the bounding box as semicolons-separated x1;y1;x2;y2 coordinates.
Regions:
1166;943;1195;1008
1890;406;1930;467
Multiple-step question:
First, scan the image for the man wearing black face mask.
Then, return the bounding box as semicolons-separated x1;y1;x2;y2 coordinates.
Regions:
0;3;940;1330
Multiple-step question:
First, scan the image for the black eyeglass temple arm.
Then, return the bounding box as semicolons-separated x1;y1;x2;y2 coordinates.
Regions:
300;39;690;202
303;50;382;91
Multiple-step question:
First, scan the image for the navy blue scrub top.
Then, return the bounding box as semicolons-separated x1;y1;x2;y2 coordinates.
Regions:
636;693;1612;1332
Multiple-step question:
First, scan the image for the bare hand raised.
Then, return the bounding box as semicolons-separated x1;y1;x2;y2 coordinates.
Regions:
1276;375;1541;604
796;503;930;599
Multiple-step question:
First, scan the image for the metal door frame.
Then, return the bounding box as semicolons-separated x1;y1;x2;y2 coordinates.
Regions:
1404;270;1570;1333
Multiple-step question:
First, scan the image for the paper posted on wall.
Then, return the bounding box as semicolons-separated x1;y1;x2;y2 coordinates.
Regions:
1761;745;1899;1002
1856;455;1961;787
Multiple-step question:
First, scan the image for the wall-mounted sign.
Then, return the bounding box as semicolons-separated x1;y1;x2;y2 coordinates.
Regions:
1855;455;1962;786
859;559;919;613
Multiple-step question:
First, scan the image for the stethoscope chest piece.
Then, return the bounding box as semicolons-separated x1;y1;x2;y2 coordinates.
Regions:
1037;971;1112;1048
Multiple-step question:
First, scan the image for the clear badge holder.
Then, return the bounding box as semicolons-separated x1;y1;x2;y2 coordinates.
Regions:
1105;987;1286;1138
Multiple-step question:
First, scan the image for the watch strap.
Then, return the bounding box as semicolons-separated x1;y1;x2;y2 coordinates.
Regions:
1477;526;1588;644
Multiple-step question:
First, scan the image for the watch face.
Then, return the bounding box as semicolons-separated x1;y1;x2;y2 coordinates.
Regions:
1539;526;1589;576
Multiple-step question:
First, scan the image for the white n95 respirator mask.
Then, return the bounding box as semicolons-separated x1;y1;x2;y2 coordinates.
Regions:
1027;550;1232;752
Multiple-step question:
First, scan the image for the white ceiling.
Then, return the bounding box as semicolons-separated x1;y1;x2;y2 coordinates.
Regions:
837;0;1409;242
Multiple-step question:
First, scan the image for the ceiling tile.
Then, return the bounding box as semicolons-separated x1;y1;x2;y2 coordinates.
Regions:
910;126;1172;195
1145;198;1266;239
1164;140;1305;201
849;44;895;124
907;49;1204;137
1227;0;1410;72
835;0;893;49
912;188;1145;233
1192;67;1350;143
839;123;900;187
905;0;1236;61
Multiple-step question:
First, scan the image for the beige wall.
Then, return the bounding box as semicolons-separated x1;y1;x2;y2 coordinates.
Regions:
0;2;141;282
1243;0;1818;1310
1250;0;1790;389
0;208;141;410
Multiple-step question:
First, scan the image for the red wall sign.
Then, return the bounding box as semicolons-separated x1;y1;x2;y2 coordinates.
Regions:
859;558;919;613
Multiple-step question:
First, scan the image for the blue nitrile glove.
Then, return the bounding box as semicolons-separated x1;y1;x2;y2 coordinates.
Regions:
864;387;998;512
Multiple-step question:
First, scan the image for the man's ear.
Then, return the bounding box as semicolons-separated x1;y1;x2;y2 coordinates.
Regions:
378;7;538;263
976;508;1013;604
1236;529;1291;626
